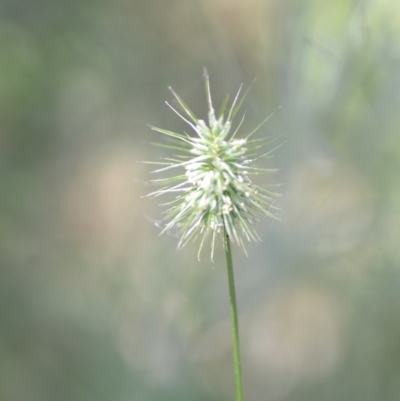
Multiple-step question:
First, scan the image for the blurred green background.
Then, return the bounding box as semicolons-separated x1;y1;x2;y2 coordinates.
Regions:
2;0;400;400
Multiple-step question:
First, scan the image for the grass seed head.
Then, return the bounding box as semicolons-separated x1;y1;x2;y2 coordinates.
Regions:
147;71;280;259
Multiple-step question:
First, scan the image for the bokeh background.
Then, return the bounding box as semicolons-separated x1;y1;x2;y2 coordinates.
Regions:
2;0;400;400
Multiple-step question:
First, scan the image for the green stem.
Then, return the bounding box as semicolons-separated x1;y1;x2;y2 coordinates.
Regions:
224;229;244;401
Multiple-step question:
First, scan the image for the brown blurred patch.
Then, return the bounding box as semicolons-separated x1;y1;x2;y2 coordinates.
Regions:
61;145;151;260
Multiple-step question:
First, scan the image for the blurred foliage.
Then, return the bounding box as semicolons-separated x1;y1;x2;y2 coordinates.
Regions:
1;0;400;400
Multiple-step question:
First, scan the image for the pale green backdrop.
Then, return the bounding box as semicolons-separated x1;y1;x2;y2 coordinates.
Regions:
1;1;400;400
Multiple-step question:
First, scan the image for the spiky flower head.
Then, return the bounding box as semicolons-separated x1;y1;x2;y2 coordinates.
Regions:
147;72;280;259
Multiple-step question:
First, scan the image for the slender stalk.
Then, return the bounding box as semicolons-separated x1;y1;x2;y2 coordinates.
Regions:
224;228;244;401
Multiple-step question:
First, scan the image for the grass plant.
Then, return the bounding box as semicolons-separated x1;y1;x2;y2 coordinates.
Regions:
147;70;280;401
